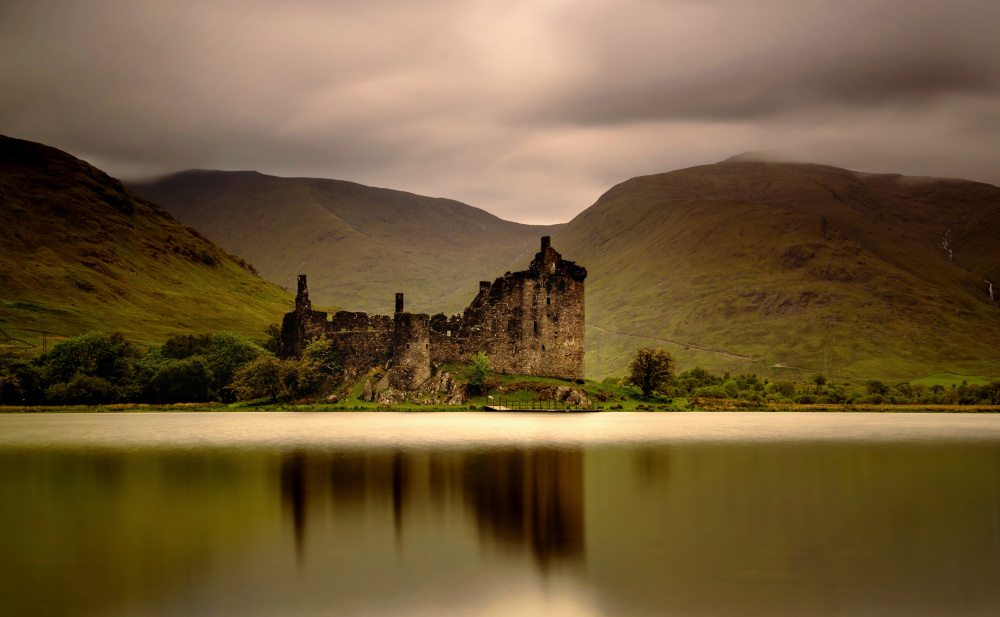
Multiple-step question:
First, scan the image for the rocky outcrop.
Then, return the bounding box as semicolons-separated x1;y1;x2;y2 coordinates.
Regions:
377;389;405;406
554;386;590;407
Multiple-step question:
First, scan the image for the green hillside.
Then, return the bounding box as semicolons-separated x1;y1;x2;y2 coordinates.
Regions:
131;171;562;315
536;160;1000;382
0;135;292;353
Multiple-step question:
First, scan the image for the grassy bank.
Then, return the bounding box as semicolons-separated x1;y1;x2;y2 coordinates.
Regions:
4;400;998;413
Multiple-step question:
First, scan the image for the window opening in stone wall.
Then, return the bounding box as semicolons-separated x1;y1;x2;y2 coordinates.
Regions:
533;320;538;334
542;345;545;351
546;297;551;305
406;344;410;349
447;330;451;337
425;344;428;349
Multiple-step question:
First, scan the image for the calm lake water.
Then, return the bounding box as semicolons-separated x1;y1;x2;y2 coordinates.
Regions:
2;412;999;617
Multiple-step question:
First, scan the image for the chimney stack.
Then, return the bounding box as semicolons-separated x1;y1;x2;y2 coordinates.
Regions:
395;292;404;313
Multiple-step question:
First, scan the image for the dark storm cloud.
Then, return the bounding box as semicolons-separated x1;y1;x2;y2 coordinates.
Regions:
1;0;999;223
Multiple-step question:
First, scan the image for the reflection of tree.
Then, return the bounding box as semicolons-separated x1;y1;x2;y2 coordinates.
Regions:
277;447;585;568
280;451;307;561
463;449;584;568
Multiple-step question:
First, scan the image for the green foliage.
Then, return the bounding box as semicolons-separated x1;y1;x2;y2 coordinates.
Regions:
866;380;889;395
42;331;140;386
722;379;739;398
465;352;491;395
625;348;676;399
208;332;268;400
769;380;796;398
261;324;282;354
813;373;827;386
692;385;729;399
280;358;326;399
45;373;117;405
150;356;214;403
231;355;284;402
303;335;341;375
0;354;44;405
161;334;213;360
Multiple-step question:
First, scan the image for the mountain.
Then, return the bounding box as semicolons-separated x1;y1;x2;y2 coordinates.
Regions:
531;160;1000;381
130;171;562;315
0;135;291;353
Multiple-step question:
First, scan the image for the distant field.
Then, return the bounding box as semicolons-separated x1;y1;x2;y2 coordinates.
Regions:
911;373;993;387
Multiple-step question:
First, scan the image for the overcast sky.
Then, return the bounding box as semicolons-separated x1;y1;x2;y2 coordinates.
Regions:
3;0;999;224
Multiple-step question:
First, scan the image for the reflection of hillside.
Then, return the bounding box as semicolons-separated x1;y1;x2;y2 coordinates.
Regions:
0;450;274;617
278;448;584;567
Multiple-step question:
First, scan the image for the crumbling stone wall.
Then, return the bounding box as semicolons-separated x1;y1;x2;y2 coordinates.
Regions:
279;237;587;383
280;275;394;379
428;237;587;380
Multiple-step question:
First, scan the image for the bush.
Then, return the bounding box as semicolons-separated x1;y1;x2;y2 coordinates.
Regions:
692;385;729;399
303;335;341;376
794;394;816;404
46;373;117;405
150;356;214;403
43;331;140;387
769;380;796;398
0;355;44;405
465;352;491;395
866;380;889;396
281;358;325;398
722;379;739;398
161;334;213;360
231;355;284;402
208;332;268;400
812;373;827;386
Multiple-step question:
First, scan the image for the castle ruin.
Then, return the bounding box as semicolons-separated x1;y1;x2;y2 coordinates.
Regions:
279;237;587;386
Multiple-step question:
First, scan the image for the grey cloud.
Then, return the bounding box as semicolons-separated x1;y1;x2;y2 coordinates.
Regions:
538;0;1000;124
1;0;999;224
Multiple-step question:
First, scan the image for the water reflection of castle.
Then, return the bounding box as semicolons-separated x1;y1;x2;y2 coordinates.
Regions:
280;448;585;568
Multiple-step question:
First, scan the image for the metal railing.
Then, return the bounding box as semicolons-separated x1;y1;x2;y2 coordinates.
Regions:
487;397;596;411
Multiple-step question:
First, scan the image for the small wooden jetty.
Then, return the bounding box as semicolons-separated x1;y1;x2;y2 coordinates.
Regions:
484;397;599;413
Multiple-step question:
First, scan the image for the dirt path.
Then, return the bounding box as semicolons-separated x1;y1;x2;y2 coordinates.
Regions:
586;323;754;361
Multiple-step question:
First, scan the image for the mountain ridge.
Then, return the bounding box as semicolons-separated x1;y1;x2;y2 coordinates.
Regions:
0;135;292;352
528;159;1000;380
131;170;563;315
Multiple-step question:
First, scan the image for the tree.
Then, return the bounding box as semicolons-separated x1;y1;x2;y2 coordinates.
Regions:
43;331;139;387
231;355;284;402
625;348;676;399
161;334;213;359
303;335;340;376
208;332;267;400
465;352;490;395
812;373;827;386
866;379;889;396
150;356;214;403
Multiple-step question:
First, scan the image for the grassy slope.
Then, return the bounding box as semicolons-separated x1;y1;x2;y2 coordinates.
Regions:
0;135;292;353
131;171;562;315
530;161;1000;382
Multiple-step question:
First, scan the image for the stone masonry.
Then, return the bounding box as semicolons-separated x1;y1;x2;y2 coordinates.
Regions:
280;237;587;384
